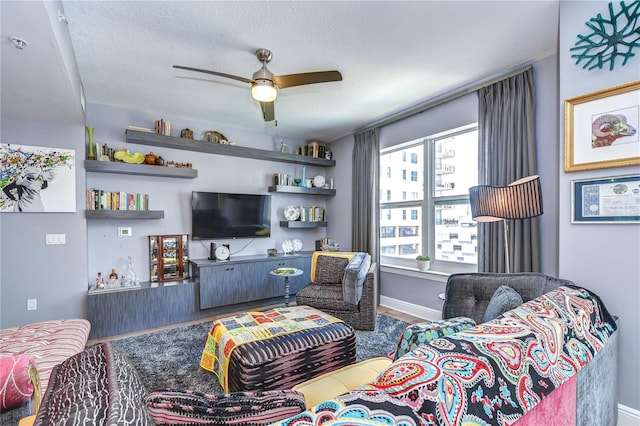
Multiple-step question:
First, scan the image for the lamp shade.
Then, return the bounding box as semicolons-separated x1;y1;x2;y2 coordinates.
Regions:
469;175;543;222
251;80;277;102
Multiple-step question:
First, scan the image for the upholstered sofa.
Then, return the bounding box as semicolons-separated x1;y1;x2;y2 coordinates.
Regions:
0;319;90;424
21;275;618;426
277;274;619;426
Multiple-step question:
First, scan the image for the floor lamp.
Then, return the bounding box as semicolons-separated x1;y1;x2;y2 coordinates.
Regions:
469;175;543;273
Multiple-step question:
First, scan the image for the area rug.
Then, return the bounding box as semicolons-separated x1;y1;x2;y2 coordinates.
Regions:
110;313;409;395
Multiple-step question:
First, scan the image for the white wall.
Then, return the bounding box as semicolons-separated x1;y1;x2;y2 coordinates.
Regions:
559;1;640;411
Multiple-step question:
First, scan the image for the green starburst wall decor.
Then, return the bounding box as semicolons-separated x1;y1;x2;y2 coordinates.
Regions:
571;1;640;71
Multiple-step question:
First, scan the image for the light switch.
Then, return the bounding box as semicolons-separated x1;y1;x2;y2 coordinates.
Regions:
45;234;66;245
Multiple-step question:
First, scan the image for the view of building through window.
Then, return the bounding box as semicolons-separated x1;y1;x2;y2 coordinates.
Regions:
380;126;478;271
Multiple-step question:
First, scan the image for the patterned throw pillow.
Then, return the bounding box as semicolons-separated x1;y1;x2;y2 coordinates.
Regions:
482;285;524;323
145;389;306;425
392;317;477;361
315;256;349;285
0;353;35;411
34;343;153;425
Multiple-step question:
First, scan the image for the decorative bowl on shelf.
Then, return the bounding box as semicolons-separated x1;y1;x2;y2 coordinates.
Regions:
267;248;278;256
322;243;340;252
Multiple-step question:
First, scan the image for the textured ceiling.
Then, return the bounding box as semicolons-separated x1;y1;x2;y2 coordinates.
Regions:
4;1;560;143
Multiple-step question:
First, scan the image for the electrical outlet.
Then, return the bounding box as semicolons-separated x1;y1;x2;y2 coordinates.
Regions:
27;299;37;311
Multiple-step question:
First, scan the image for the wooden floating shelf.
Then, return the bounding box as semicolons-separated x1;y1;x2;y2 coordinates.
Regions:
279;221;328;228
268;185;335;196
85;160;197;179
125;129;335;167
85;210;164;220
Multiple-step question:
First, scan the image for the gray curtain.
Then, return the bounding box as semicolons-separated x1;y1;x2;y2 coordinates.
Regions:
352;128;379;264
477;67;541;273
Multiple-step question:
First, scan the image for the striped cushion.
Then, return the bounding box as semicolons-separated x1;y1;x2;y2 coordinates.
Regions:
0;319;90;395
145;389;306;425
228;322;356;392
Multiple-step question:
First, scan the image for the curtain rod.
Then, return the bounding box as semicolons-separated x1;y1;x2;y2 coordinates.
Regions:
355;62;534;133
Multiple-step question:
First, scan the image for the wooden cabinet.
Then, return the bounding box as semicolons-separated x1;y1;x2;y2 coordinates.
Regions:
149;234;189;282
192;253;312;310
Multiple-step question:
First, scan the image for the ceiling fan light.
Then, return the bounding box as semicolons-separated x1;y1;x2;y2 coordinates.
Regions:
252;80;277;102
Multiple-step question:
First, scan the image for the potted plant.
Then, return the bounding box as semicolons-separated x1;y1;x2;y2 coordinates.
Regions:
416;255;431;271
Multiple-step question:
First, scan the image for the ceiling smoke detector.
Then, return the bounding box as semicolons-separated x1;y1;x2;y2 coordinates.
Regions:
9;37;28;50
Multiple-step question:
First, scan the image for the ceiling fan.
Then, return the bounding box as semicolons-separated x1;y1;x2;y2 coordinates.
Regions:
173;48;342;122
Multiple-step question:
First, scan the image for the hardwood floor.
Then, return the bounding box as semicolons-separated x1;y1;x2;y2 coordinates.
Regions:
87;303;425;345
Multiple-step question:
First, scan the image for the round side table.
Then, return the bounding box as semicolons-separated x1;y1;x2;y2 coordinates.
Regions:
270;268;303;307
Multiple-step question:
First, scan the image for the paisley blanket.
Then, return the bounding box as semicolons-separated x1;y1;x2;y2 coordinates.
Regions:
200;306;341;392
275;286;616;426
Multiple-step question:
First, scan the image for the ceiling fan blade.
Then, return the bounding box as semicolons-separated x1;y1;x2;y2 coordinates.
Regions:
260;101;275;122
274;70;342;89
173;65;253;84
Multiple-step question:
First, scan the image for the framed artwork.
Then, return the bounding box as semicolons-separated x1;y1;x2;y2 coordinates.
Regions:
571;174;640;224
564;80;640;172
1;144;76;213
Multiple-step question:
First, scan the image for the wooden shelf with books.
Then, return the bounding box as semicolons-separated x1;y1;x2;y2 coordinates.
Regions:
125;129;336;167
279;221;328;228
267;185;335;196
85;160;197;179
85;210;164;220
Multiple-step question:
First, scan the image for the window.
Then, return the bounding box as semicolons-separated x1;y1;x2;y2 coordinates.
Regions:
381;227;396;238
386;190;391;201
386;167;391;178
379;124;478;273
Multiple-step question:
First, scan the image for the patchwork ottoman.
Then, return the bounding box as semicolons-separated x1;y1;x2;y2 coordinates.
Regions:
200;306;356;393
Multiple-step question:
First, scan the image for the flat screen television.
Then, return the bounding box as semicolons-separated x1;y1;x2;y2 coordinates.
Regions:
191;191;271;240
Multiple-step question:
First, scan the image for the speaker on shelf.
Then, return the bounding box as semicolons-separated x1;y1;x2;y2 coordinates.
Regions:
209;242;216;260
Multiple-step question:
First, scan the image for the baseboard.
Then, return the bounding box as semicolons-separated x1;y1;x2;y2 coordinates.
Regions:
380;295;441;321
617;403;640;425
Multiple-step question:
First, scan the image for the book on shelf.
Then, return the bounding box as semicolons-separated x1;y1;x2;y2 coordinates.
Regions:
127;125;153;133
153;119;171;136
86;189;149;211
299;206;325;222
295;141;327;158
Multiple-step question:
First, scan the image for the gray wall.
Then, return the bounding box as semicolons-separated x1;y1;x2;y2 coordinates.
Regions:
84;104;328;284
1;116;87;325
328;53;561;311
559;1;640;410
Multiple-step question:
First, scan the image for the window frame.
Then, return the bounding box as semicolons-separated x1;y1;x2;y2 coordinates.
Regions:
379;124;478;274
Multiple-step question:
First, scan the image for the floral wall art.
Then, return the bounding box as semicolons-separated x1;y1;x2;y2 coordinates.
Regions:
0;143;76;213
